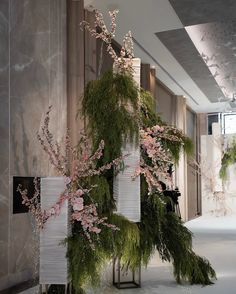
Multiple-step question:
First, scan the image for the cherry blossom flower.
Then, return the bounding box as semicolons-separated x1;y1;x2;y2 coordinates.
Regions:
18;108;122;241
72;197;84;212
65;177;71;185
135;125;187;194
80;10;134;75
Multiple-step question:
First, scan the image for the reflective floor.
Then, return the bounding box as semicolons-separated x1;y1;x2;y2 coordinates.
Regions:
21;216;236;294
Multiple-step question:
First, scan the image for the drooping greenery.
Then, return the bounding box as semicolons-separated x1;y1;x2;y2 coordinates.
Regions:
138;91;215;284
140;89;193;162
159;210;215;285
62;72;216;293
140;89;163;128
82;70;139;163
139;185;216;285
163;129;193;162
87;175;115;215
67;214;139;293
219;139;236;180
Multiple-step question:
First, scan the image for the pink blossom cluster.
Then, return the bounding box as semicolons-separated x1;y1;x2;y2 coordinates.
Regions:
18;108;122;241
137;125;185;193
70;137;124;181
81;9;134;74
145;125;185;143
71;200;118;244
17;178;66;228
37;106;69;176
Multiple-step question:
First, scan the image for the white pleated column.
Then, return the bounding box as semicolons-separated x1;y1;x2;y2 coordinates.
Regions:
113;58;141;222
40;177;68;286
212;123;223;192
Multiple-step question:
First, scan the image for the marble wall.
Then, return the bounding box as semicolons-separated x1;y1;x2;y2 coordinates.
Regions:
0;0;67;290
0;0;10;284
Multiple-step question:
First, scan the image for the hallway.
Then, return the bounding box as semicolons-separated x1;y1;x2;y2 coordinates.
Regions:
21;216;236;294
100;216;236;294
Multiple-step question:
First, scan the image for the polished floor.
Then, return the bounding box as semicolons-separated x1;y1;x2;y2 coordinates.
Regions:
21;216;236;294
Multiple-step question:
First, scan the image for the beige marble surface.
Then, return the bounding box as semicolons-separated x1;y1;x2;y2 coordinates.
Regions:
0;0;10;285
0;0;67;290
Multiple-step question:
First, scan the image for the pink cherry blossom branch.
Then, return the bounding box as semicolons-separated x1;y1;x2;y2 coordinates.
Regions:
18;107;123;243
136;125;188;193
80;9;134;75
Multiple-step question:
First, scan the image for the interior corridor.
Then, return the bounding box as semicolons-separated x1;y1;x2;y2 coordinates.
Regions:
20;216;236;294
1;1;236;293
85;216;236;294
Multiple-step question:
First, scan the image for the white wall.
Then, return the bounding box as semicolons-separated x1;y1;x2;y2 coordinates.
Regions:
201;125;236;216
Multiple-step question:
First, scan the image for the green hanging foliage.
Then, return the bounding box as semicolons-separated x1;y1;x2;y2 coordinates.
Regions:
65;177;216;293
162;129;194;162
139;192;166;266
82;70;139;163
138;92;214;283
67;214;139;293
140;89;194;162
138;191;216;285
50;203;216;293
140;89;163;128
219;139;236;180
63;71;216;293
87;175;115;215
161;212;216;285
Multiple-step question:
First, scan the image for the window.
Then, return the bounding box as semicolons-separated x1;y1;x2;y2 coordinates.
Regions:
223;113;236;134
207;112;236;135
207;114;219;135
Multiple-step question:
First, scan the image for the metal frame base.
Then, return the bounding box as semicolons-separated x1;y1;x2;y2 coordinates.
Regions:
112;257;141;289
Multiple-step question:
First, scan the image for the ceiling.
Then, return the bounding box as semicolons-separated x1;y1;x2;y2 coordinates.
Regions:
84;0;236;113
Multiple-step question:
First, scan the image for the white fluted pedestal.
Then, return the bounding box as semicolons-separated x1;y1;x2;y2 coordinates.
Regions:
39;177;70;293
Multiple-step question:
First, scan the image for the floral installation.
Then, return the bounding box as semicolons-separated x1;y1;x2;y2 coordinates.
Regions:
18;107;122;244
80;9;134;74
134;125;188;194
15;7;217;291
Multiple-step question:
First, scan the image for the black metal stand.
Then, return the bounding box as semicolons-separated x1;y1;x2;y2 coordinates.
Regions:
174;200;181;219
112;257;141;289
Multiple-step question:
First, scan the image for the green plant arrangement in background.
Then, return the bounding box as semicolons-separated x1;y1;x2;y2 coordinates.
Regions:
219;139;236;181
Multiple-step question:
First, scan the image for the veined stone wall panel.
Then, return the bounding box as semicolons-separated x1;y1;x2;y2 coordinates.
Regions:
0;0;67;290
0;0;10;285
